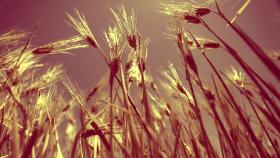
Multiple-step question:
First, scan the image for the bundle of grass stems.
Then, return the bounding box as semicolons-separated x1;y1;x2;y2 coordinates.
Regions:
0;0;279;157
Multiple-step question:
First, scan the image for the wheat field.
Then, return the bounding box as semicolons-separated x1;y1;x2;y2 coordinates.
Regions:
0;0;280;158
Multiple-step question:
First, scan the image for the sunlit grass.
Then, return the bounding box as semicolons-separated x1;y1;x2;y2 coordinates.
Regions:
0;1;279;158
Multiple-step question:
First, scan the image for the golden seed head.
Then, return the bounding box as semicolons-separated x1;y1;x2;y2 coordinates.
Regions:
105;26;122;49
227;67;246;88
110;5;139;50
32;36;87;55
67;9;98;48
0;29;27;46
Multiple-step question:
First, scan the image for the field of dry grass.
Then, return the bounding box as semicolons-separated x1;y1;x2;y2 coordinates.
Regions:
0;0;280;158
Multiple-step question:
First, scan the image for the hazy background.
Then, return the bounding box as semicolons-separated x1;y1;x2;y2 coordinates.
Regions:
1;0;279;91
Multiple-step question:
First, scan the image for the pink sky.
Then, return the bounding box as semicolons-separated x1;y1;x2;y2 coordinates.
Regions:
1;0;279;90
